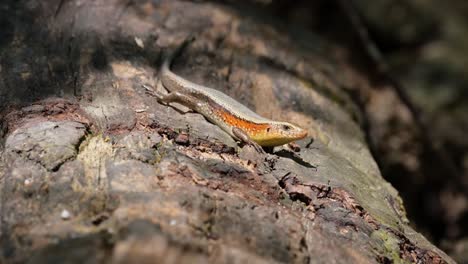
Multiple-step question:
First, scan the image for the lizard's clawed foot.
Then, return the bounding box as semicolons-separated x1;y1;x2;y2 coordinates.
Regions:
142;84;155;92
142;84;162;98
142;84;172;105
287;142;301;152
248;141;265;154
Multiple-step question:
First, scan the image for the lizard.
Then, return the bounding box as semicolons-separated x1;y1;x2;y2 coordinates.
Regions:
145;38;308;152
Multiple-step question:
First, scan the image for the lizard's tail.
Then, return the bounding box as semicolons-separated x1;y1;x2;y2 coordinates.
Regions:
161;36;196;74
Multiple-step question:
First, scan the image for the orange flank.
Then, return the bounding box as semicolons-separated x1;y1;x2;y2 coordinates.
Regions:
219;111;269;136
212;106;307;147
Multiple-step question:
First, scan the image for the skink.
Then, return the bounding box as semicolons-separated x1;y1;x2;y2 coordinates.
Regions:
150;38;307;149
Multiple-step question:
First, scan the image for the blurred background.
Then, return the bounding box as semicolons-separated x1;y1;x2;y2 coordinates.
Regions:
246;0;468;261
1;0;466;262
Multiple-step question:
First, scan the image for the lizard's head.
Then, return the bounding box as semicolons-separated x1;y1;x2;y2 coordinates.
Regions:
254;121;308;147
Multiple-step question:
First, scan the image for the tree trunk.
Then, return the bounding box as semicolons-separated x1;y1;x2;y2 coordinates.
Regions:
0;0;455;263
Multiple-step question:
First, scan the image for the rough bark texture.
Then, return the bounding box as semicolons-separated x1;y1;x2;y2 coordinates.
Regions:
0;1;456;263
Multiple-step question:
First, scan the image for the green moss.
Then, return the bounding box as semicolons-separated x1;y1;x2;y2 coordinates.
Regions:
371;229;410;264
151;141;165;164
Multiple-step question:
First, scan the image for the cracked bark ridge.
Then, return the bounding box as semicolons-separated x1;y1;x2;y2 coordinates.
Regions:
0;0;455;263
5;121;87;171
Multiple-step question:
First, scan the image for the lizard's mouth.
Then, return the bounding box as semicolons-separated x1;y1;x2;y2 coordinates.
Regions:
297;130;308;139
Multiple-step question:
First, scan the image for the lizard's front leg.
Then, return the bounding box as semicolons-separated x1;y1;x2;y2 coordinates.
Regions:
232;127;265;153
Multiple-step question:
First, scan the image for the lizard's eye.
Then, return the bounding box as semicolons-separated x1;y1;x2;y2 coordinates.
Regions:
282;125;291;131
266;127;271;132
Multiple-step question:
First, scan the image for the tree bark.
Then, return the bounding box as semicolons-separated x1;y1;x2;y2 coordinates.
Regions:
0;0;455;263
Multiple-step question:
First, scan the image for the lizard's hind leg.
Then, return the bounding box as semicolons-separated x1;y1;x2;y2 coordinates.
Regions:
157;91;200;110
144;85;200;114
